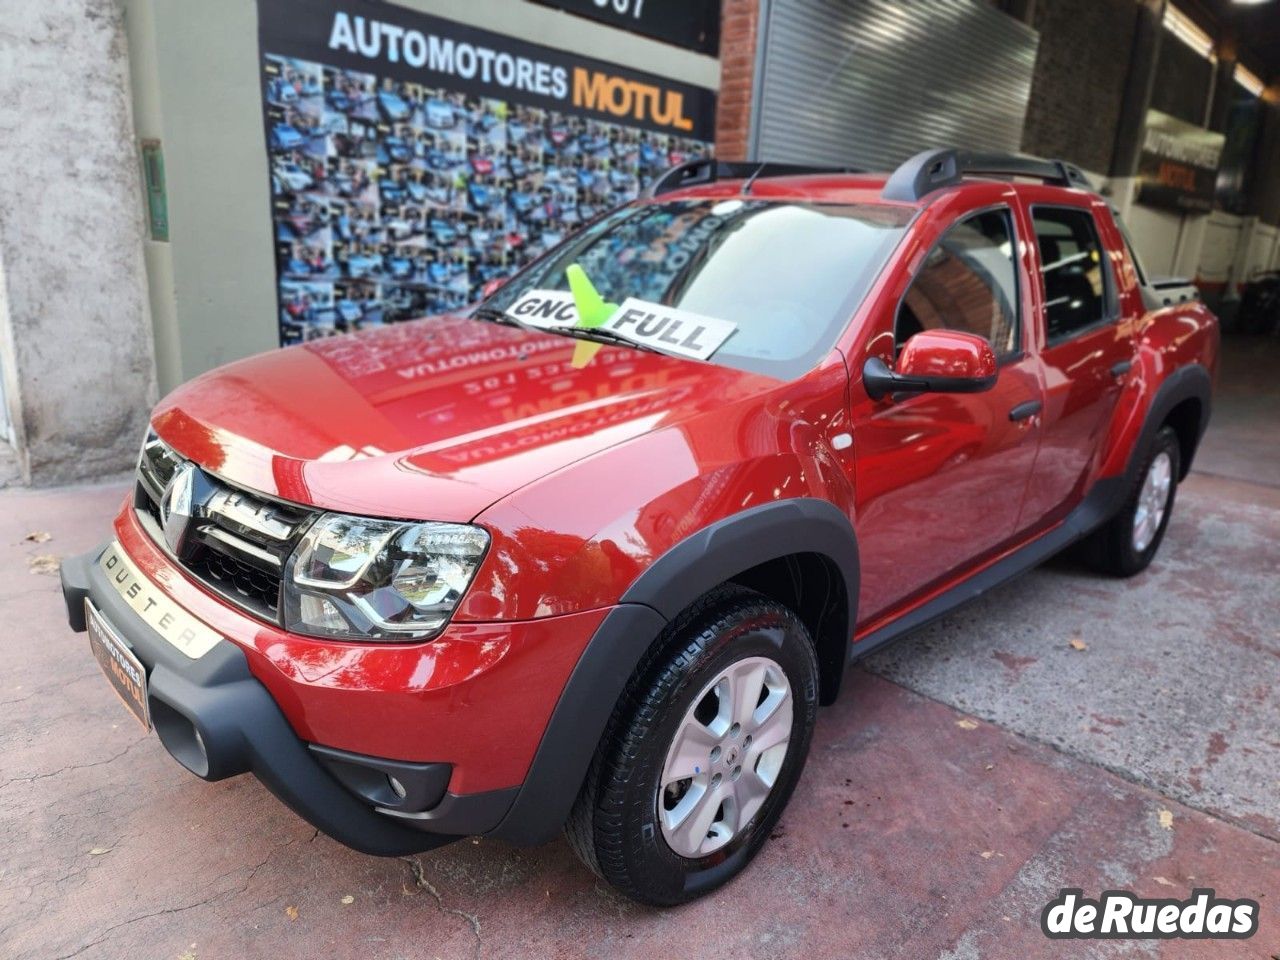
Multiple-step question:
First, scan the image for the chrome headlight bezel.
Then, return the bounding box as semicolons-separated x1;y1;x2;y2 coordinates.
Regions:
282;512;490;642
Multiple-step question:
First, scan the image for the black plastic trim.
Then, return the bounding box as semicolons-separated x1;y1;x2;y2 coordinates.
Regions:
60;544;510;856
309;744;451;814
491;603;668;845
863;356;998;400
1009;399;1043;421
620;498;860;627
1127;362;1212;479
493;498;860;846
646;158;858;197
883;149;1091;203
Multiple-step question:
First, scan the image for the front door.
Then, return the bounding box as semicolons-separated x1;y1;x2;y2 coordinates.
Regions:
852;205;1043;625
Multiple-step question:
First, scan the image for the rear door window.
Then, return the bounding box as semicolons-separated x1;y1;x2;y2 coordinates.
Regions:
1032;207;1115;342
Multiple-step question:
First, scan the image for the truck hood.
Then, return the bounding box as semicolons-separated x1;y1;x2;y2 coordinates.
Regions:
152;313;780;521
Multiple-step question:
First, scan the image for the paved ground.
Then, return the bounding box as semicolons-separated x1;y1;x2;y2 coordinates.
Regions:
1194;335;1280;488
2;337;1278;959
868;472;1280;841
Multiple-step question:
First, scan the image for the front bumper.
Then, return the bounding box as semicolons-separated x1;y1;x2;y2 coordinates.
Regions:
60;542;514;856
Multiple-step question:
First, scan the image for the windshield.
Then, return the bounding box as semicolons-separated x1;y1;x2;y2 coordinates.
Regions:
481;198;912;379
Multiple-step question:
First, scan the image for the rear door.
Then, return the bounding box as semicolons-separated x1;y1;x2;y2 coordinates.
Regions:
1016;201;1134;530
852;201;1044;624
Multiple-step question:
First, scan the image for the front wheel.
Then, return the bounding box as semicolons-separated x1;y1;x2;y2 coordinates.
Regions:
1084;425;1181;577
566;588;818;906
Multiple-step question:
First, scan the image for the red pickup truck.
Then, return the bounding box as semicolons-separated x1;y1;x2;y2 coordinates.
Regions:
61;150;1217;906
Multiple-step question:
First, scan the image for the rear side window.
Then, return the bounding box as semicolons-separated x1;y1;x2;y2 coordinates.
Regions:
1032;207;1113;342
894;208;1020;358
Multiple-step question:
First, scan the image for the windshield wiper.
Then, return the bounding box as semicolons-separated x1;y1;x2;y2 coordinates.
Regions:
557;325;665;355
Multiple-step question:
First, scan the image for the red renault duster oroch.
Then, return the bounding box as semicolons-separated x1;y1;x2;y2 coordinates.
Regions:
62;151;1217;905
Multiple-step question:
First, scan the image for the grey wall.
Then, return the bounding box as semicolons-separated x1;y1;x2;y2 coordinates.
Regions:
125;0;280;396
0;0;156;485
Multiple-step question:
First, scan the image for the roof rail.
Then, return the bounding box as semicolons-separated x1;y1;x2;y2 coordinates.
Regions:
881;148;1093;202
647;158;859;197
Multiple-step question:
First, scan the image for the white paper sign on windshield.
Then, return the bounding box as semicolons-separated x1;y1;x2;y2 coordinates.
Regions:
602;299;737;361
504;289;581;328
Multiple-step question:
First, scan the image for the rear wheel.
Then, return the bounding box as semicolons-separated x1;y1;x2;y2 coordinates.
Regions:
1084;425;1180;577
566;588;818;906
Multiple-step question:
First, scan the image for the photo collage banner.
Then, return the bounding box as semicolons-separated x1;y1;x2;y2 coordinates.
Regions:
257;0;717;345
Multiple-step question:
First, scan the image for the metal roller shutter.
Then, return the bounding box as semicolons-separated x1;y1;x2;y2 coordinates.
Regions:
751;0;1039;170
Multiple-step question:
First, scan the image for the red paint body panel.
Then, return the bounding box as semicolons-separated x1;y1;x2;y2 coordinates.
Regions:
151;314;781;523
121;172;1218;793
113;502;604;793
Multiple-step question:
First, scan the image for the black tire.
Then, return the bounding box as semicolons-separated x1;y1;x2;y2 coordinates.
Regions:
565;586;819;906
1083;425;1181;577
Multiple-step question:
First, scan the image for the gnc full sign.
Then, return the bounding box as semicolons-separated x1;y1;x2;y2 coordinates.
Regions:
507;290;737;361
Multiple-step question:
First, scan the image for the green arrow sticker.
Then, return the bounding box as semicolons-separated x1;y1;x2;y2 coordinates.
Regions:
565;264;618;329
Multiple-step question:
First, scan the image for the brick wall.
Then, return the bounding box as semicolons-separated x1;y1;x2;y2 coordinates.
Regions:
1019;0;1139;173
1151;32;1212;126
716;0;760;159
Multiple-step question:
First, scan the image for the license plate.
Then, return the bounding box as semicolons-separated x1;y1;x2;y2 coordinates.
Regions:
86;599;151;731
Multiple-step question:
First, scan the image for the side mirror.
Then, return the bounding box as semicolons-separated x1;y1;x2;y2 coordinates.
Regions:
863;330;997;400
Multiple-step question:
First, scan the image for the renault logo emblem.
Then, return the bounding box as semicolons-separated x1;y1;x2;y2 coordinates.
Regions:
159;463;201;555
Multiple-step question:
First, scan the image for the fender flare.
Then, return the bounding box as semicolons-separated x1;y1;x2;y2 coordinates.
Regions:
491;498;860;846
620;497;860;628
1124;362;1212;485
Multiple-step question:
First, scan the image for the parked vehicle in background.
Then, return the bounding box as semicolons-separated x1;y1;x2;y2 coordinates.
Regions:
377;89;412;122
425;97;458;128
62;152;1216;909
271;160;314;194
269;123;307;152
1238;270;1280;335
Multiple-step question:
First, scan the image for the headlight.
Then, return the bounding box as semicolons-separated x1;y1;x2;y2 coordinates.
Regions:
282;513;489;641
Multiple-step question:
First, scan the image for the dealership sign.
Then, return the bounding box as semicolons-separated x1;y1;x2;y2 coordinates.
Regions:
260;0;715;139
1135;109;1225;214
528;0;722;56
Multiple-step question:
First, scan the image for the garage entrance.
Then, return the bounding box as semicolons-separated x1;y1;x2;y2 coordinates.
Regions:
750;0;1039;168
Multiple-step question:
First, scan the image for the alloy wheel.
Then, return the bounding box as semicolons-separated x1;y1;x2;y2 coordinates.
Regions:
1132;450;1173;553
657;656;792;858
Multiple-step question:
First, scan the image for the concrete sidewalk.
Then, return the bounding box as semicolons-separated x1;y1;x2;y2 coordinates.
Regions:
0;476;1277;960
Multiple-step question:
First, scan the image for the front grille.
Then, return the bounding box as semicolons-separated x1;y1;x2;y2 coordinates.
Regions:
187;549;282;614
134;435;316;623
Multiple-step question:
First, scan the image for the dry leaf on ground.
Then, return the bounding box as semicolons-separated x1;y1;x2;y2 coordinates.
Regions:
28;554;60;575
1157;809;1174;830
88;847;111;856
24;531;51;543
955;718;979;730
340;895;354;905
1068;638;1088;651
285;905;299;921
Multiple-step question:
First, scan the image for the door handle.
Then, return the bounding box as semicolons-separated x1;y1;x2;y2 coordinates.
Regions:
1110;360;1132;376
1009;399;1042;422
